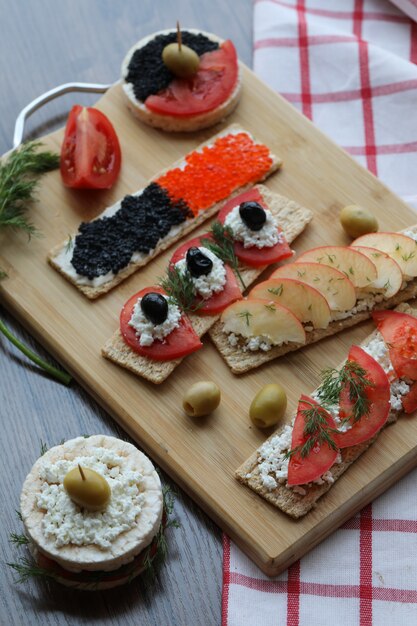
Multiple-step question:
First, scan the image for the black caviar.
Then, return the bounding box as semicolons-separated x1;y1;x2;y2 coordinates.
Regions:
71;182;192;279
125;31;219;102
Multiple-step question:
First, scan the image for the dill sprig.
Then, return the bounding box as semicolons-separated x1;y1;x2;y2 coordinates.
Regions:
201;221;246;291
10;533;29;547
7;556;56;584
160;266;202;313
285;400;339;460
0;141;59;238
317;360;374;424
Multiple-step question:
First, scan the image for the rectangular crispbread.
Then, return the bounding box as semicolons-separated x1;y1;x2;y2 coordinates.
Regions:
209;225;417;374
235;302;417;518
101;186;313;383
48;125;282;299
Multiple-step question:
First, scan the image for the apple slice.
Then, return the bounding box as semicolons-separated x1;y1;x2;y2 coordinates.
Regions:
351;245;403;298
249;278;331;329
221;298;306;346
351;232;417;279
295;246;377;288
271;262;356;312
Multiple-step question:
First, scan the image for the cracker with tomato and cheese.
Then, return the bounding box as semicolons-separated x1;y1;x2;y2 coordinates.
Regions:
236;303;417;518
48;125;282;300
101;186;313;384
210;227;417;374
20;435;164;589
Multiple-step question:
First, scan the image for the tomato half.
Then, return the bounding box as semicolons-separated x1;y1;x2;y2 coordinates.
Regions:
333;345;391;449
402;381;417;414
60;105;121;189
372;310;417;381
287;395;339;486
217;188;293;268
145;40;238;117
170;236;242;314
120;286;202;361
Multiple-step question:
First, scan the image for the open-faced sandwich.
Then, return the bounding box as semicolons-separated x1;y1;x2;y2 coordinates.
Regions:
48;125;281;298
121;28;241;132
102;185;313;383
17;436;168;589
210;228;417;373
236;303;417;518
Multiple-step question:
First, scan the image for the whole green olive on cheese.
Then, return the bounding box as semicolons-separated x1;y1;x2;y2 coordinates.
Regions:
340;205;378;239
250;384;287;429
162;43;200;78
183;381;221;417
63;464;111;511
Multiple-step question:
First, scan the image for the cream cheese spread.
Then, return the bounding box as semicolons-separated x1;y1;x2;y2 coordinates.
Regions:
224;205;282;249
175;247;226;299
36;447;146;549
128;295;181;346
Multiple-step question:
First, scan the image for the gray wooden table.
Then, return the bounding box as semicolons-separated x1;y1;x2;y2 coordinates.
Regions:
0;2;253;624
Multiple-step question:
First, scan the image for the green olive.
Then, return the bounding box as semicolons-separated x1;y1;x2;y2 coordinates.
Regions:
63;465;111;511
183;381;221;417
162;43;200;78
250;383;287;429
340;204;378;239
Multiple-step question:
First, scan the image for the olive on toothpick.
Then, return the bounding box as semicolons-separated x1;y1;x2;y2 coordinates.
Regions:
162;21;200;78
63;464;111;511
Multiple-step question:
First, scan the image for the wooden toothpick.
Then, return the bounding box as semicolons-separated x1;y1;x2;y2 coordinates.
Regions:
78;464;86;481
176;21;182;51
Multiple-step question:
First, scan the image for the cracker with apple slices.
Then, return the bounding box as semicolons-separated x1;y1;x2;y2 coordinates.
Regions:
102;186;313;384
235;302;417;518
210;226;417;374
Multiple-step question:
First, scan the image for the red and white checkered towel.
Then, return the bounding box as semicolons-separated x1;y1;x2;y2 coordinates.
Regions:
222;2;417;624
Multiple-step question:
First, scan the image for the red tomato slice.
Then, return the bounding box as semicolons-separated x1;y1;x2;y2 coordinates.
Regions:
287;395;339;486
170;236;242;314
120;286;202;361
217;188;293;268
402;381;417;414
372;310;417;381
145;40;238;117
333;345;390;449
60;105;121;189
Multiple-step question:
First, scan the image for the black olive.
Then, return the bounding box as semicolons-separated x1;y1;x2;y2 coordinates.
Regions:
239;201;267;231
186;247;213;278
140;292;169;325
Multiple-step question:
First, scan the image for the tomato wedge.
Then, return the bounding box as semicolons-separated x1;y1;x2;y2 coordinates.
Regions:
372;310;417;381
287;395;339;486
402;381;417;414
145;40;238;117
333;346;391;449
120;286;202;361
60;105;121;189
170;236;242;314
218;188;293;268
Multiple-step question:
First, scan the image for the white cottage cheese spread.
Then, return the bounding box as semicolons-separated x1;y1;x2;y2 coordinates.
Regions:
331;292;385;321
128;295;181;346
224;205;282;249
36;447;146;549
175;247;226;299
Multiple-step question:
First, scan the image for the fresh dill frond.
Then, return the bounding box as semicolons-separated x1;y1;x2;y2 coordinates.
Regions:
201;221;246;290
10;533;29;547
285;400;339;460
159;266;202;313
7;556;56;584
318;360;374;423
40;440;48;456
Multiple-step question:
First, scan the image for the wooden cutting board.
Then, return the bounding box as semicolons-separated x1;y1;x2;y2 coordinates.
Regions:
2;65;417;576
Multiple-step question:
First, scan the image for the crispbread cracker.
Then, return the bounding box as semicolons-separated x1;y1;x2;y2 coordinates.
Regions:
102;186;313;383
211;225;417;374
20;435;163;571
235;303;417;518
48;125;282;299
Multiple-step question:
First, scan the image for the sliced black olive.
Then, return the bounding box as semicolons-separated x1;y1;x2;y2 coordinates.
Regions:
140;292;169;325
239;201;267;232
186;247;213;278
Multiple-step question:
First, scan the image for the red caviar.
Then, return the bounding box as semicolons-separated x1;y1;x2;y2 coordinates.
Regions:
155;133;273;216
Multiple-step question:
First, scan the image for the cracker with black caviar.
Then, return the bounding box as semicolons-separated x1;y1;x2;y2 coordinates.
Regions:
102;186;313;384
48;125;282;299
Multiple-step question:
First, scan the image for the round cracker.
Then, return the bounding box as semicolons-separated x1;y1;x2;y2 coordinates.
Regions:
21;435;163;572
121;28;242;132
